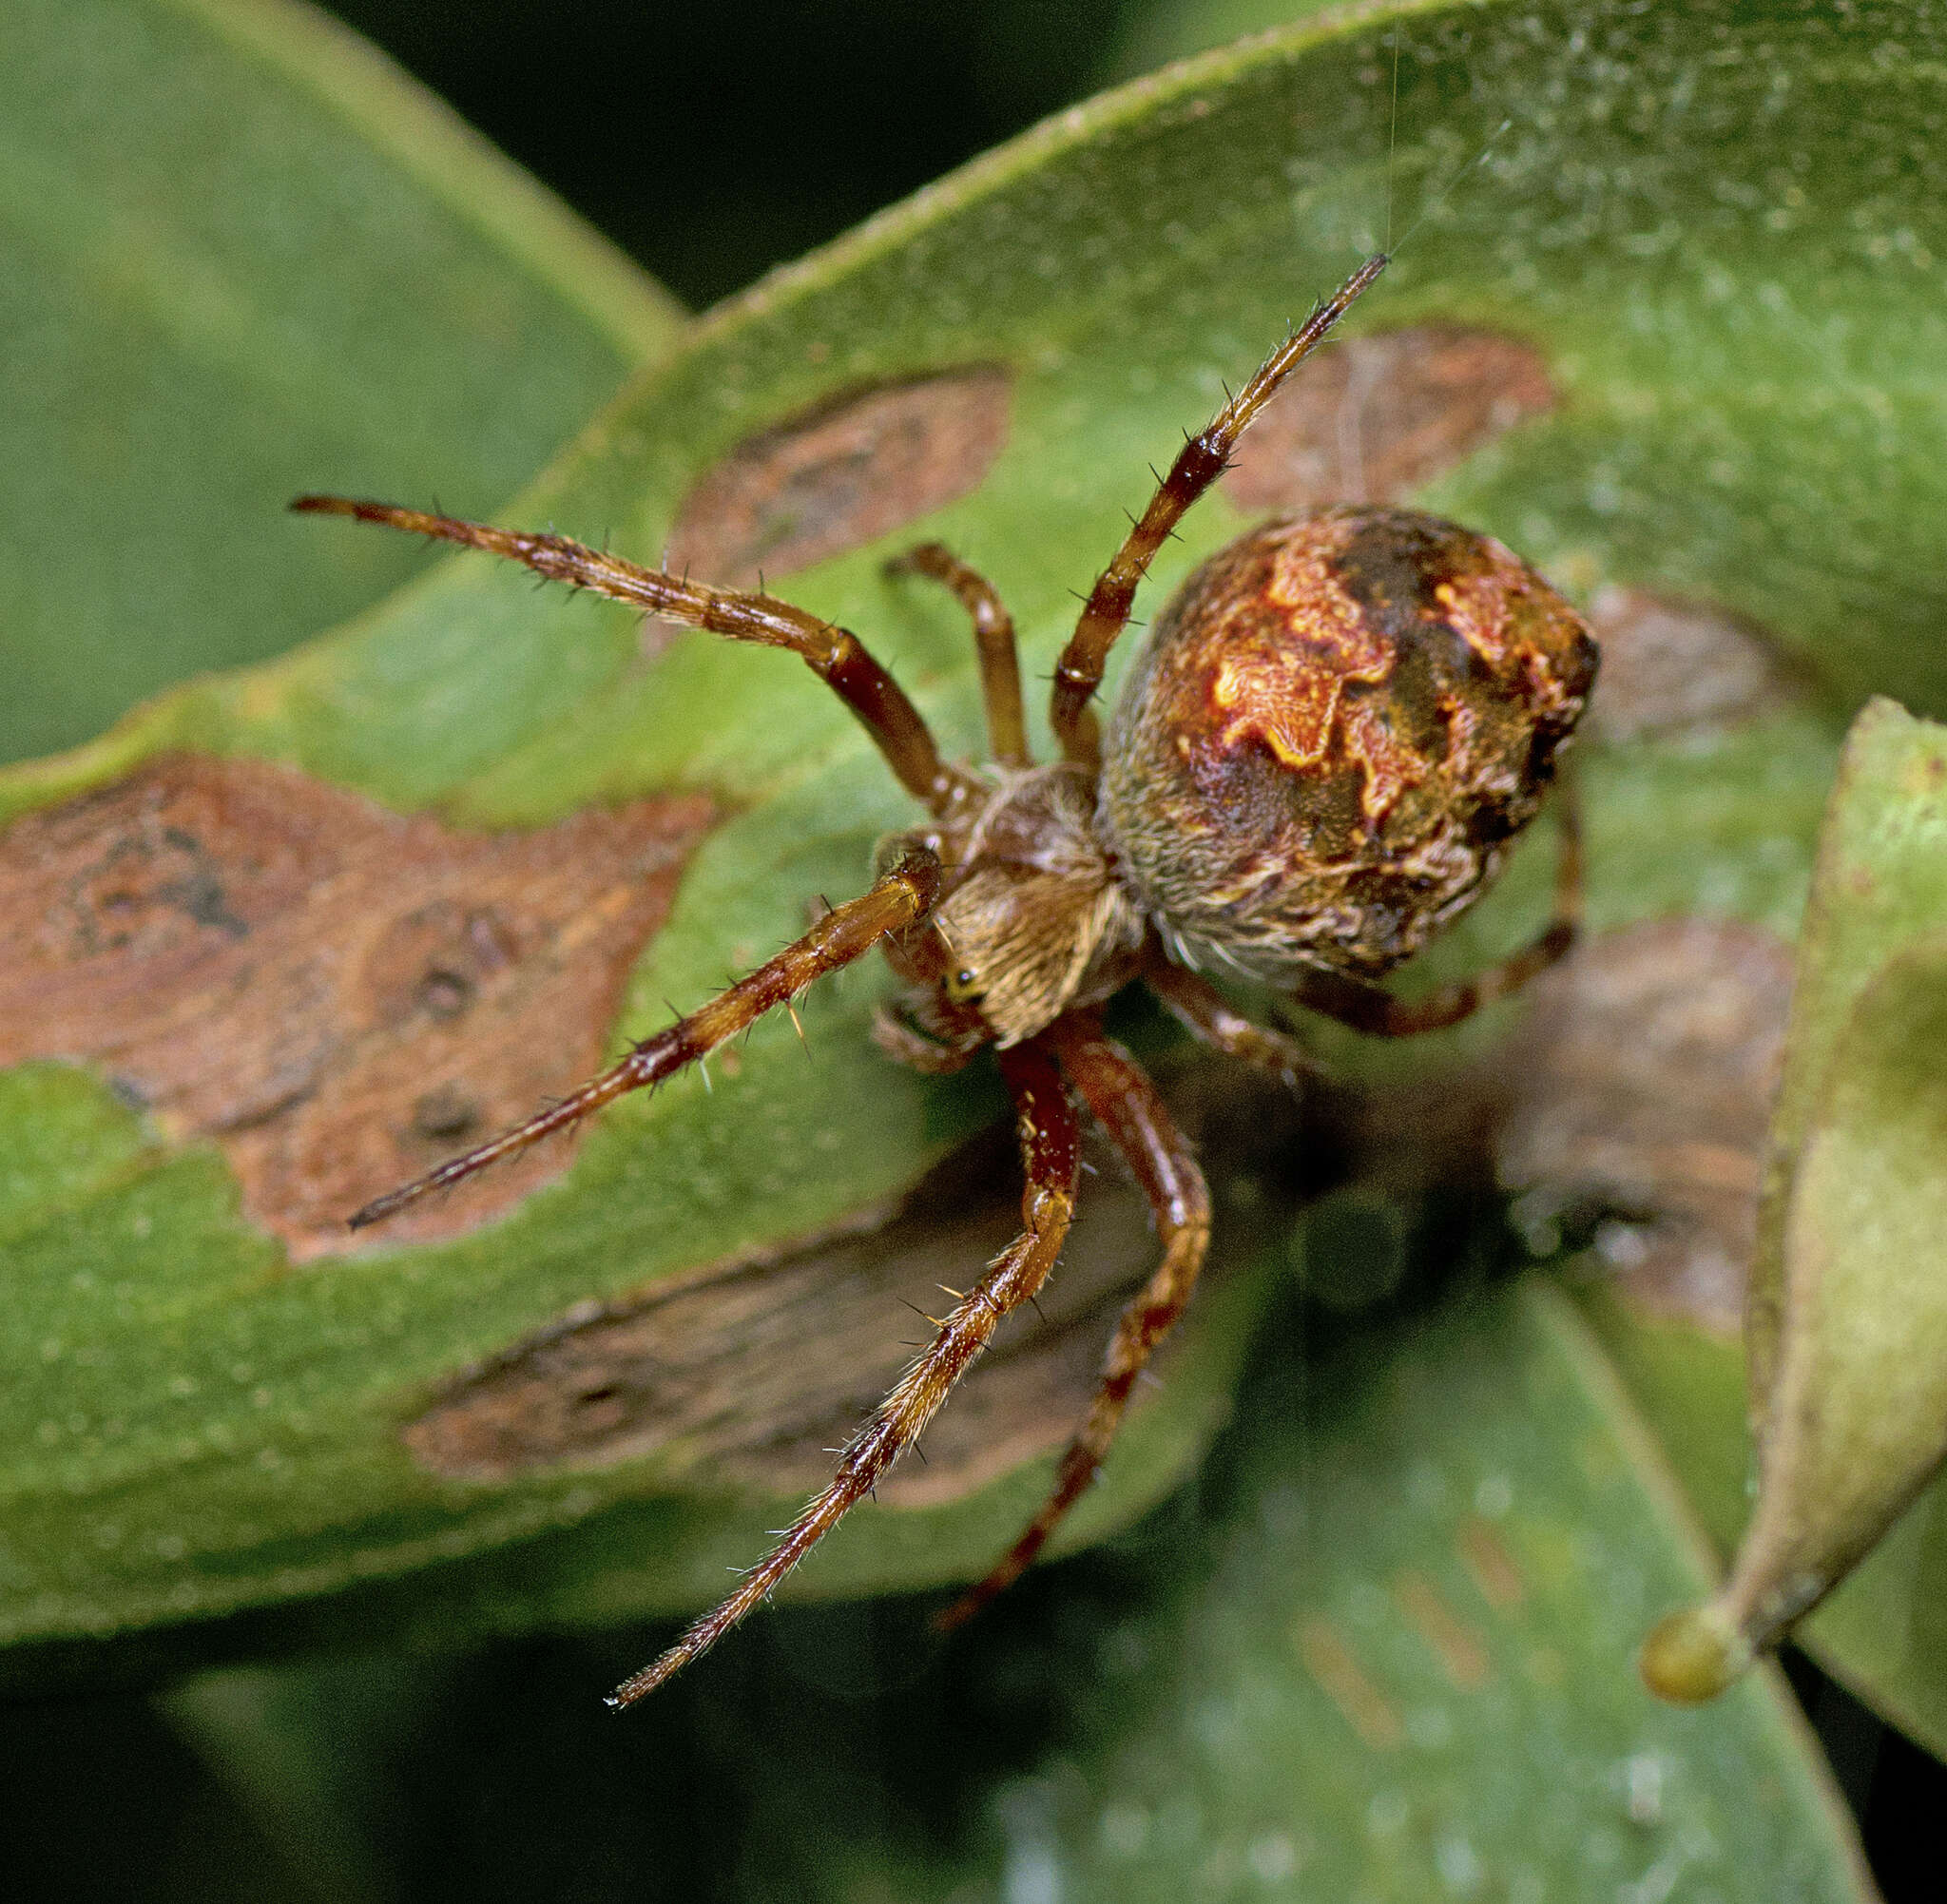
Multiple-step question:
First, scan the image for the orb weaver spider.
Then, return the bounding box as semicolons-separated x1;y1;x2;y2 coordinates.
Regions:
295;249;1597;1707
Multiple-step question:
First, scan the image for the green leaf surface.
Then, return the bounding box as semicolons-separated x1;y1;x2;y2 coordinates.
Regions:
1585;1255;1947;1767
1126;0;1947;1769
151;1279;1874;1902
1099;0;1349;85
1639;702;1947;1746
925;1278;1871;1904
1768;943;1947;1716
0;0;681;765
2;8;1942;1823
1752;702;1947;1402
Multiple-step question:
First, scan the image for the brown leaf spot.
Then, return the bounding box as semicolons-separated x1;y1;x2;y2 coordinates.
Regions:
0;756;715;1259
649;370;1012;650
1586;587;1805;743
1392;1570;1492;1689
1221;325;1554;514
1457;1516;1527;1610
1295;1616;1403;1750
1496;919;1796;1334
400;1067;1301;1502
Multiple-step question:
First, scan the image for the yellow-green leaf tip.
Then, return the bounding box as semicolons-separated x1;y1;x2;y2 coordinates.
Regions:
1639;1603;1752;1705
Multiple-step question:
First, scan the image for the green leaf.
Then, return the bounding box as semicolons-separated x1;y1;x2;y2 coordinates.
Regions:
1751;702;1947;1405
1642;702;1947;1745
1099;0;1352;85
921;1278;1873;1904
0;0;681;765
154;1279;1877;1901
0;11;1938;1835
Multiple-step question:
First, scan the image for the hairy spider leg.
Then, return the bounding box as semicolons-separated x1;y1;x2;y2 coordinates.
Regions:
939;775;1584;1625
1049;251;1391;769
608;1033;1082;1706
886;541;1030;767
938;1010;1212;1629
1283;768;1584;1037
346;851;942;1230
289;496;979;819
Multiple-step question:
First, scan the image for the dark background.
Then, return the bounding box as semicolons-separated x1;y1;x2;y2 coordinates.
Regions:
330;0;1137;313
5;2;1939;1896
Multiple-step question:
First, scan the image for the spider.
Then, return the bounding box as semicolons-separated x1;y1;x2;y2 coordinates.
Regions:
294;249;1598;1708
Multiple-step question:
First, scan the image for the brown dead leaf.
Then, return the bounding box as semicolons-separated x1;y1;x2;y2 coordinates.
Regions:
1220;325;1554;515
1495;919;1796;1334
0;756;714;1259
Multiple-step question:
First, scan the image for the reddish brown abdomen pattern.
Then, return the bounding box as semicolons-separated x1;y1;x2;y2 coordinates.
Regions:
1097;506;1597;980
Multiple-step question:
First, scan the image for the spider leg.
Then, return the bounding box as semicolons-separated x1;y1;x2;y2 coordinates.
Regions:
347;849;943;1230
1144;953;1315;1089
1048;252;1389;767
1288;770;1584;1038
607;1032;1080;1706
292;496;977;818
937;1009;1211;1630
886;541;1030;767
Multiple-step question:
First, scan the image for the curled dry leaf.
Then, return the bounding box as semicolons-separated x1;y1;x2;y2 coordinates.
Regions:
1219;324;1553;515
0;756;714;1259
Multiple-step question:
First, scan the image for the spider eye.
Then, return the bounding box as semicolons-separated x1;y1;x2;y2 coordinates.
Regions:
944;966;982;1002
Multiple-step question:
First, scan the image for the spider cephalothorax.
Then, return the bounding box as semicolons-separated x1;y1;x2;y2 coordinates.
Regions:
296;250;1597;1707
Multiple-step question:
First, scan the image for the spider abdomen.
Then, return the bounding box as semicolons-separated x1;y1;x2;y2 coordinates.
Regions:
1096;505;1598;981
